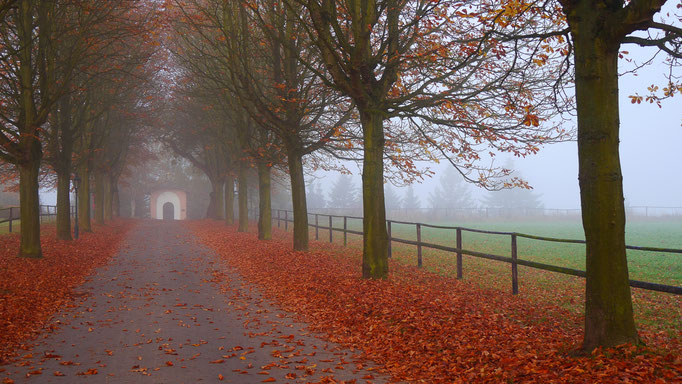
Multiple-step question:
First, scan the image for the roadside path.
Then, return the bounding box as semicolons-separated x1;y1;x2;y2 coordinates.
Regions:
1;221;386;383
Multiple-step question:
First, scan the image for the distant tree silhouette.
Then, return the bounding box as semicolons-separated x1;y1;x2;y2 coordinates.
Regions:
327;174;358;209
306;181;327;210
429;167;474;209
482;187;543;210
403;185;421;210
384;184;402;211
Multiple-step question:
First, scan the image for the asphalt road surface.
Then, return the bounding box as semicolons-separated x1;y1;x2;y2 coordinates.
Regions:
1;221;387;384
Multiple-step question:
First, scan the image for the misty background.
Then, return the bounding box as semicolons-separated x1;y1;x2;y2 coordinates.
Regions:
38;44;681;217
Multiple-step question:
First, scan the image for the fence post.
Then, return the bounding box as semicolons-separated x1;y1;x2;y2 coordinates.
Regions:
328;215;333;243
456;228;462;279
315;214;319;240
511;233;518;295
387;220;392;259
9;207;13;233
417;223;422;267
285;210;288;231
277;210;280;228
343;216;347;247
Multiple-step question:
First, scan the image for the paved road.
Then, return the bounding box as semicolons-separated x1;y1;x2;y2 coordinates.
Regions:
1;221;386;383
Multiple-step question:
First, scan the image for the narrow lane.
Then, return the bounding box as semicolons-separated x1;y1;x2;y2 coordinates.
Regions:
1;221;386;383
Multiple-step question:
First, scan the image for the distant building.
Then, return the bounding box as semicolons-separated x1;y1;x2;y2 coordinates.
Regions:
150;189;187;220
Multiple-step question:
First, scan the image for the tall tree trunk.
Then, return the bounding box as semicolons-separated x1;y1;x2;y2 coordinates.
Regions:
111;177;120;217
238;165;248;232
103;175;113;221
360;109;388;279
55;169;72;240
54;94;74;241
78;164;92;232
18;157;42;258
257;162;271;240
287;150;308;251
16;0;43;258
94;171;104;225
570;8;639;350
207;177;225;220
225;175;234;225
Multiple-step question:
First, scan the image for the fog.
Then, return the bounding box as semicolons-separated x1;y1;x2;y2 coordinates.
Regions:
304;45;682;213
39;35;681;215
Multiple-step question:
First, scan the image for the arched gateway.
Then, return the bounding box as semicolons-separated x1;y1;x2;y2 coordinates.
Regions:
150;189;187;220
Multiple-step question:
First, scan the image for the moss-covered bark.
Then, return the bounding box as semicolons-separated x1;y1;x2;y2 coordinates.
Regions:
287;152;308;251
18;157;42;258
55;170;72;240
564;0;640;350
15;0;44;258
257;162;271;240
360;110;388;279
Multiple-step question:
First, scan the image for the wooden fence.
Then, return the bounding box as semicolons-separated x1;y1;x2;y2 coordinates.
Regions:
0;205;76;233
273;209;682;296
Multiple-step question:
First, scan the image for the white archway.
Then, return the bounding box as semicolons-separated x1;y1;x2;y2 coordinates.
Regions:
155;191;181;220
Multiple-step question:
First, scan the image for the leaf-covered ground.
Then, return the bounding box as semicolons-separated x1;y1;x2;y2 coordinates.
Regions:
190;221;682;383
0;220;132;363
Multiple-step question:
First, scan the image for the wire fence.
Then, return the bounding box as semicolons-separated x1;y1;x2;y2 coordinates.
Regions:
272;209;682;296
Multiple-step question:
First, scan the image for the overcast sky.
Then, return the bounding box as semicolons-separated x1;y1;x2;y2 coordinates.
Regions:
313;36;682;210
41;6;681;211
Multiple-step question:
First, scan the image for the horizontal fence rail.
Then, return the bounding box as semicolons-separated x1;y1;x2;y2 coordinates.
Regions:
272;209;682;296
0;205;75;233
303;206;682;220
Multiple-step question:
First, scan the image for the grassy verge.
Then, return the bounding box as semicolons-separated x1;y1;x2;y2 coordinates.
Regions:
280;218;681;341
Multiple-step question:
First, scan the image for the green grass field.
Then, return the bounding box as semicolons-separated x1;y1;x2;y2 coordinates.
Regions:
389;218;682;287
287;216;681;338
0;215;58;234
308;216;682;286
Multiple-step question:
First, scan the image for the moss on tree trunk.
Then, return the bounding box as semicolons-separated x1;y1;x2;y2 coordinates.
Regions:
55;169;72;241
568;4;640;350
257;162;271;240
360;110;388;279
287;151;308;251
18;157;42;258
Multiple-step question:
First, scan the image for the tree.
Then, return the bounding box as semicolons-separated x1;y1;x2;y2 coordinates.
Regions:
384;184;402;212
327;174;358;209
429;167;474;210
306;180;327;210
0;1;62;257
553;0;681;350
290;0;570;278
167;0;290;238
45;1;154;238
403;185;421;210
169;0;354;249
